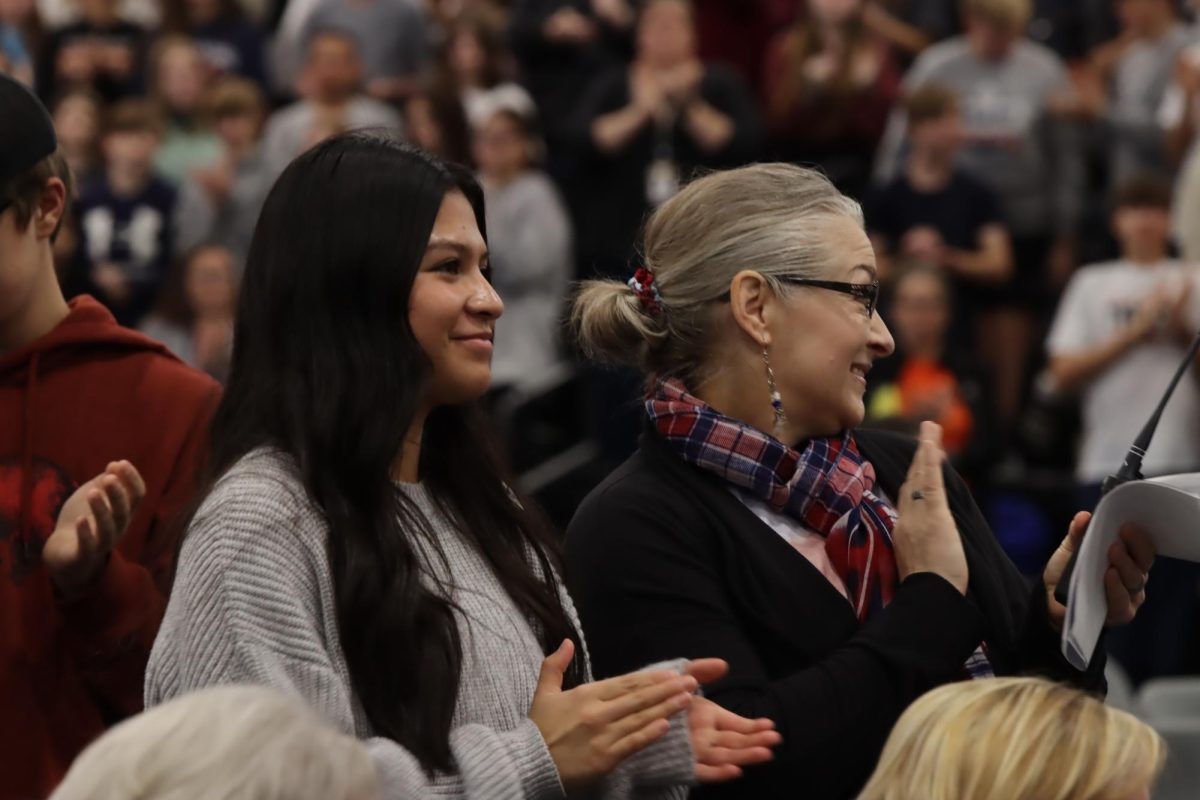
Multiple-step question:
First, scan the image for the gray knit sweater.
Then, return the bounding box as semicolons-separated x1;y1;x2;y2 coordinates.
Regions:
145;449;693;799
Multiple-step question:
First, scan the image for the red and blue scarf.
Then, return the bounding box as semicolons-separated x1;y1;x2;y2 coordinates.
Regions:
646;378;993;678
647;377;897;621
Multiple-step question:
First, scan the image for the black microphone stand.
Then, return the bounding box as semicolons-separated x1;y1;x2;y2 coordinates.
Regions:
1053;327;1200;606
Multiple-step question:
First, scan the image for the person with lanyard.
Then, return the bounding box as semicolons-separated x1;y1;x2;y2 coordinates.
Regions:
565;162;1158;799
146;131;780;799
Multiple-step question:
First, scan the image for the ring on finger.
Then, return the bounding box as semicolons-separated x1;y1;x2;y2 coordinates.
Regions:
911;489;926;501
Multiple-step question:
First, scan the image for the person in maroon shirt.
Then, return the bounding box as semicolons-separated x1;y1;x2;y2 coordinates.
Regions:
0;73;219;799
762;0;902;197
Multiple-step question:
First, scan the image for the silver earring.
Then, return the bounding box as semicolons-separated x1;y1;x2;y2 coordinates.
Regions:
762;346;785;437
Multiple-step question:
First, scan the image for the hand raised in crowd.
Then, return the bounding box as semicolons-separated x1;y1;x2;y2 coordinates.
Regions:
591;0;635;29
44;461;146;597
1165;279;1195;345
657;60;703;108
95;42;135;78
893;421;969;594
57;42;97;83
1176;52;1200;98
630;65;668;115
192;159;236;206
1043;512;1155;630
543;8;598;44
899;226;946;266
530;640;779;790
1125;284;1176;344
91;262;132;305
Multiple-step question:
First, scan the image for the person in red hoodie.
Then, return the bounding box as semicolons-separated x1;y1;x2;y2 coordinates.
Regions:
0;73;221;799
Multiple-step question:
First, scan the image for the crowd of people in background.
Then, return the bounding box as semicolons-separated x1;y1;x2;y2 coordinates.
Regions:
5;0;1200;793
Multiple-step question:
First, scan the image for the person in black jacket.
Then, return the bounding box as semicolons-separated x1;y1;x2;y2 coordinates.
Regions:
565;162;1157;800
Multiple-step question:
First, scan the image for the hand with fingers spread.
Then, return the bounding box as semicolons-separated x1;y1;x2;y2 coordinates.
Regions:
44;460;147;597
681;659;781;782
1043;513;1156;630
529;639;699;791
893;421;969;594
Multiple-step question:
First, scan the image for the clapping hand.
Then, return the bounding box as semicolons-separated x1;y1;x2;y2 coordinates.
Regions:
683;659;780;782
44;461;145;597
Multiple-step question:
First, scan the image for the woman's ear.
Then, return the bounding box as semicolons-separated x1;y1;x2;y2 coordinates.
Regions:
727;269;773;347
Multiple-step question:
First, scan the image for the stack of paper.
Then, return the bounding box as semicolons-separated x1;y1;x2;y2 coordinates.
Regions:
1062;473;1200;671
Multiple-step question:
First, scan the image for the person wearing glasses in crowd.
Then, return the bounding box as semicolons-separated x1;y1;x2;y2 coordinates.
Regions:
565;163;1158;799
145;131;780;799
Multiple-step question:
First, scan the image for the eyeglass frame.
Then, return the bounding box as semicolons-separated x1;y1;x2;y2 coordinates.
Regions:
719;276;881;318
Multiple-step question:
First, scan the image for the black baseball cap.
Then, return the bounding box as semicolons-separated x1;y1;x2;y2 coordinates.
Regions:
0;74;57;213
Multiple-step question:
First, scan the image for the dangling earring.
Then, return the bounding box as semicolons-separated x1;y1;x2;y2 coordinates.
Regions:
762;346;785;437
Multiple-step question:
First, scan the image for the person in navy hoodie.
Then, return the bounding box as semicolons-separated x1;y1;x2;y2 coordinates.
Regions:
76;99;177;326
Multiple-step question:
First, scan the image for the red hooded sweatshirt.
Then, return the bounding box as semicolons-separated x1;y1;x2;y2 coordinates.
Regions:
0;296;220;799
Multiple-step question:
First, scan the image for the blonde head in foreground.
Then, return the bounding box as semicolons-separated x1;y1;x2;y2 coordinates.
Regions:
857;676;1164;800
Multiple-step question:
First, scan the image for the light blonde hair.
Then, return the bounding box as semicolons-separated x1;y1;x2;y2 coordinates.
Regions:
857;677;1164;800
51;685;379;800
962;0;1033;30
571;163;862;386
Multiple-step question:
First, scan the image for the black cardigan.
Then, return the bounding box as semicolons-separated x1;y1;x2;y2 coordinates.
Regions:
564;427;1106;800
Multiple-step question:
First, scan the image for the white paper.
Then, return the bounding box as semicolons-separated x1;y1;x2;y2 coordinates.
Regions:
1062;473;1200;670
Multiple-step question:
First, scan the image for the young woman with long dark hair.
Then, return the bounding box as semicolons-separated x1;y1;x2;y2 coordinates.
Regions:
145;130;779;798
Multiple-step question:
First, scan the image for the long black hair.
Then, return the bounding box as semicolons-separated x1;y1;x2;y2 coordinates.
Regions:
193;130;582;772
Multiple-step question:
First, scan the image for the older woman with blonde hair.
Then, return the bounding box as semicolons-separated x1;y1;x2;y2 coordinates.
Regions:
565;162;1158;798
857;677;1164;800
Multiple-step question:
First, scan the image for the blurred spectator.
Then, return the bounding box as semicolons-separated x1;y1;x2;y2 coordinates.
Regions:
77;99;176;326
573;0;762;277
690;0;795;93
35;0;157;29
261;28;402;167
402;81;473;164
510;0;635;150
162;0;267;86
51;86;103;183
50;685;380;800
0;0;35;85
301;0;430;102
863;0;962;58
875;0;1084;427
762;0;902;197
37;0;147;103
474;107;572;391
1047;177;1200;498
1056;0;1188;188
1159;0;1200;259
149;36;223;183
1046;175;1200;683
857;677;1163;800
140;244;237;382
434;6;536;129
865;84;1012;342
175;77;272;264
864;264;999;486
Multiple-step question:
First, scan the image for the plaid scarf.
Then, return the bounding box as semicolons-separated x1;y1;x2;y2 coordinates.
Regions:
647;377;898;622
646;379;995;678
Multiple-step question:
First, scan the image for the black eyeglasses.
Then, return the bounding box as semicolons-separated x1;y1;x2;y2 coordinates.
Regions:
778;277;880;318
